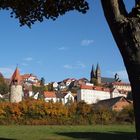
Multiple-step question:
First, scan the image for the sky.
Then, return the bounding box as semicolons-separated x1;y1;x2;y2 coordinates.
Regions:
0;0;135;83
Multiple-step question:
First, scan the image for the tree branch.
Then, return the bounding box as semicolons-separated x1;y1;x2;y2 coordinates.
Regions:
101;0;128;23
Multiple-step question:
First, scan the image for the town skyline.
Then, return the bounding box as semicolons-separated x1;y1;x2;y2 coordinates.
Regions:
0;0;134;82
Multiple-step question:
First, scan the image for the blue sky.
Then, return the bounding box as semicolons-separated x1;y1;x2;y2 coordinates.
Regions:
0;0;134;82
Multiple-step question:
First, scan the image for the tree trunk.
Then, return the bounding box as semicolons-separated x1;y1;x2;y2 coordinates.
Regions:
101;1;140;139
114;20;140;139
113;16;140;140
114;19;140;139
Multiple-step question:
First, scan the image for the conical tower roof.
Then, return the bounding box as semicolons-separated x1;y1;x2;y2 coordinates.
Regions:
11;67;21;85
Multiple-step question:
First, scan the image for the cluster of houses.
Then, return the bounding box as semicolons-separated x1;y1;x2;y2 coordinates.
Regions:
0;64;133;111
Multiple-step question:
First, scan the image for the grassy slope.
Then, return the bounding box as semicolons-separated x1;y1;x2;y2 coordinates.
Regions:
0;125;136;140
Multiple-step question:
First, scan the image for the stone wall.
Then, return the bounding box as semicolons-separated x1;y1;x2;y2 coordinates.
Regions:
10;85;22;103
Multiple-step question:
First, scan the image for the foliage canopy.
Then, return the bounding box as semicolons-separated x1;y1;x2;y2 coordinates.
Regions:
0;0;89;27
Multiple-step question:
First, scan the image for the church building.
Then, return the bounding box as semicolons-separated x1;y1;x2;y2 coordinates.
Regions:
90;64;101;85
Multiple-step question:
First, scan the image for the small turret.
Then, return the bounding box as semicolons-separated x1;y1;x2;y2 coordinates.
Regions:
10;67;23;103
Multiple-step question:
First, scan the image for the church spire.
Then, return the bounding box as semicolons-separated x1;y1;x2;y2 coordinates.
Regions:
90;64;95;78
96;63;101;84
96;63;100;71
90;64;95;84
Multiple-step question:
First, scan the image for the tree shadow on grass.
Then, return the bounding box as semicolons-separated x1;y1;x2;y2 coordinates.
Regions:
56;131;136;140
0;138;16;140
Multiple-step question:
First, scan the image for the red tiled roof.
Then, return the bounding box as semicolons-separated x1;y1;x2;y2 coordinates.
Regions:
112;82;130;86
21;74;38;80
80;85;93;90
21;74;31;80
44;91;56;98
80;85;110;92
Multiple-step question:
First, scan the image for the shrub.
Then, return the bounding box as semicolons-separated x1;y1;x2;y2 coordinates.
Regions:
116;104;134;124
0;99;134;125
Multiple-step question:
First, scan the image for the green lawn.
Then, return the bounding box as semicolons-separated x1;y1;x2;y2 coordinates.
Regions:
0;125;136;140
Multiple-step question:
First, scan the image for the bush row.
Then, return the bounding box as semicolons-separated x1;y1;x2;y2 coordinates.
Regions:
0;99;134;125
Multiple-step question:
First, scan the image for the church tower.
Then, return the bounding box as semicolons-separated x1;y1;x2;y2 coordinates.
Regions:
10;67;23;103
96;63;101;85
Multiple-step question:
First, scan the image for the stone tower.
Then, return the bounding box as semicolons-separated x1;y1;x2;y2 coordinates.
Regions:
10;67;23;103
96;63;101;85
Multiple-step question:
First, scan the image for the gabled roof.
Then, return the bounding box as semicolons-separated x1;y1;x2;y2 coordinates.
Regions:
96;96;131;108
11;67;21;85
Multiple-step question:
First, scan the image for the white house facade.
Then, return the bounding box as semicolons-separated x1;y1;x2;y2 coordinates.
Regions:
112;82;131;92
77;85;127;104
77;85;110;104
44;91;57;103
111;88;127;98
56;91;74;104
62;91;74;104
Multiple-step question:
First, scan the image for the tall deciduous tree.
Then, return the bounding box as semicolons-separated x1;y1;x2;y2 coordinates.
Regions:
101;1;140;139
1;0;140;139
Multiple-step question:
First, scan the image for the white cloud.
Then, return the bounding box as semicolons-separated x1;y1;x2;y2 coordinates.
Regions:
0;67;14;78
58;47;68;50
64;62;86;69
81;39;94;46
64;64;73;69
24;57;33;61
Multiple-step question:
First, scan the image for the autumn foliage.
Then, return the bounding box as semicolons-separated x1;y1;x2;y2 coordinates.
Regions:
0;99;134;125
